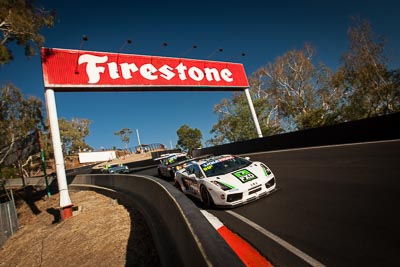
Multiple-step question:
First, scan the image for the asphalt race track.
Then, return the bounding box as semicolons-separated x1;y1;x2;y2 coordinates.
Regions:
136;139;400;267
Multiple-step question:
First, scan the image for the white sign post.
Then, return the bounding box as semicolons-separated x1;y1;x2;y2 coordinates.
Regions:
45;89;73;220
244;88;263;138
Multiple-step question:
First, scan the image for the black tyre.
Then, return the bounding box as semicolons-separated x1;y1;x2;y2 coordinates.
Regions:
200;186;214;208
174;180;183;191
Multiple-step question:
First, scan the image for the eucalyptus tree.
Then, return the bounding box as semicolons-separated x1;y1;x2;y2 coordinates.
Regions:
58;118;92;154
208;44;337;146
207;89;282;146
333;17;400;120
255;44;342;132
0;83;44;179
114;128;132;150
177;124;202;155
0;0;55;65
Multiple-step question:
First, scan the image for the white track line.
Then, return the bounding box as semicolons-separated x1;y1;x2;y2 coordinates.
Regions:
243;139;400;156
226;210;326;267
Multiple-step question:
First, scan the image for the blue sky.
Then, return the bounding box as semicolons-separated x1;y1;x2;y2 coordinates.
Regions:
1;0;399;150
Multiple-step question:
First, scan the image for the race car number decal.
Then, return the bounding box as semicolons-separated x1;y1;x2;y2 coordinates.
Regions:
232;169;257;183
202;165;213;171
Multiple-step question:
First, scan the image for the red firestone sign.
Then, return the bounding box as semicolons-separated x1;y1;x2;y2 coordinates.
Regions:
41;47;249;91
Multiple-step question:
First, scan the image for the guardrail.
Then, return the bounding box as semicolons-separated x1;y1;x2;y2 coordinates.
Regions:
68;174;244;267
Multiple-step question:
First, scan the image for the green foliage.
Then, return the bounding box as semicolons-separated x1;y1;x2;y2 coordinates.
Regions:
334;17;400;121
114;128;132;149
0;83;44;148
0;0;55;65
177;125;202;155
0;84;93;178
0;165;18;179
59;118;92;154
207;91;282;145
209;44;342;146
208;17;399;146
0;84;46;178
258;44;342;131
0;45;12;63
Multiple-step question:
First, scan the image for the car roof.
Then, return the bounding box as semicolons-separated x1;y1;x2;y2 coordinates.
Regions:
190;154;236;165
154;152;187;161
110;163;126;167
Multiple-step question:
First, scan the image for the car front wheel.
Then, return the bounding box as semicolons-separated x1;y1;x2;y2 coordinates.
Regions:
200;186;214;208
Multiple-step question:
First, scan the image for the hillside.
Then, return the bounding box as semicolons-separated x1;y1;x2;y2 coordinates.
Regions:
0;190;161;266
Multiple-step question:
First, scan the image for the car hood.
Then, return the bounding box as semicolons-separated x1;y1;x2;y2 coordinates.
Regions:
206;163;270;189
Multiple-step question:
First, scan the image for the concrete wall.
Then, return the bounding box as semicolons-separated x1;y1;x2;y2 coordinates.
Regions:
69;174;244;267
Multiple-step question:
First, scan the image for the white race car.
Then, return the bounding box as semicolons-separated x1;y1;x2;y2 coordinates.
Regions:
174;154;277;208
154;152;191;179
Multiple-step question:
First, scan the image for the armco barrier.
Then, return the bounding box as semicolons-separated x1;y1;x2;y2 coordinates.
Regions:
193;112;400;157
69;174;244;267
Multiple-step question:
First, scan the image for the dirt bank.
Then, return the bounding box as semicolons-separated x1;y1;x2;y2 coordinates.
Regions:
0;190;161;267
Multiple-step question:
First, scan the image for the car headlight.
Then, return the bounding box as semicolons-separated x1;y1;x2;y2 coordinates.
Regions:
210;181;233;191
261;164;272;176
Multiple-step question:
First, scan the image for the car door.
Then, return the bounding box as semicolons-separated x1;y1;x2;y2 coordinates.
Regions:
183;165;204;197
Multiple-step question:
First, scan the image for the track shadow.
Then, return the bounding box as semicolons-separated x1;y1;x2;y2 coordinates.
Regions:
46;207;61;224
124;204;162;267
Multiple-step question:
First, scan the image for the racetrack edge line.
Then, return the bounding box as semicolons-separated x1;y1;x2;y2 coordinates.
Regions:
226;210;326;267
201;210;272;267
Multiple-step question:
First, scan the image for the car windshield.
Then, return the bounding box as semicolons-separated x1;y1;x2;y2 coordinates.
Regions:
110;164;125;169
200;155;252;177
109;165;118;168
165;155;188;165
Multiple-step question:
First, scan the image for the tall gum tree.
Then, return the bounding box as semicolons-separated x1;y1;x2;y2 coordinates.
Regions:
247;44;341;132
333;17;400;120
0;84;44;179
177;125;202;155
58;118;92;154
114;128;132;150
208;90;282;146
0;0;55;65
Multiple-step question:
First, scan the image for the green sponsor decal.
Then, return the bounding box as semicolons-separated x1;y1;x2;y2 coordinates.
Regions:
220;181;235;189
232;169;257;183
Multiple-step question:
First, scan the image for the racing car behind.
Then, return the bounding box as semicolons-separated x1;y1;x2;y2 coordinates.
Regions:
154;152;191;179
101;163;129;174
